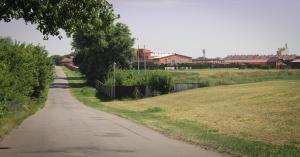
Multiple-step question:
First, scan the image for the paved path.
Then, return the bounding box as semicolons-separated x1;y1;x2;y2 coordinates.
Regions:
0;66;228;157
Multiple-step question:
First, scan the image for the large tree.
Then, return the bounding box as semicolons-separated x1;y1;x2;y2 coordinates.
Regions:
0;0;115;39
72;22;135;84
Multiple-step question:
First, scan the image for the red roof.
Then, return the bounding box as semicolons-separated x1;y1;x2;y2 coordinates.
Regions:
136;48;152;54
159;53;192;59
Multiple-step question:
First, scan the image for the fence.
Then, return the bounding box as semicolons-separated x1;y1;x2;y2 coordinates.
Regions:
95;80;115;98
95;80;152;99
95;80;206;99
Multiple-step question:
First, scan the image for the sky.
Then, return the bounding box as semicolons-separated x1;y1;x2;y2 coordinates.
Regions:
0;0;299;58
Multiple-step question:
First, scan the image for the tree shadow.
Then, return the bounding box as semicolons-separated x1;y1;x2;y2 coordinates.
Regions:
56;77;84;80
96;91;114;102
50;83;86;89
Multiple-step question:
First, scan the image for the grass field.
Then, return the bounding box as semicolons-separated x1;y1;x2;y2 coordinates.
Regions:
63;67;300;157
106;80;300;146
168;69;300;84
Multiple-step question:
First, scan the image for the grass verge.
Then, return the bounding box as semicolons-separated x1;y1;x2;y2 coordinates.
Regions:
0;88;50;140
63;67;300;157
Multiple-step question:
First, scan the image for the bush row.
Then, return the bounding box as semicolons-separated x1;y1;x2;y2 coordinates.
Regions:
104;70;174;94
0;37;53;117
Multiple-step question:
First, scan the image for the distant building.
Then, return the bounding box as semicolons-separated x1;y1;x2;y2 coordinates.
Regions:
224;55;273;65
223;54;300;68
61;55;79;71
136;48;155;61
224;44;298;66
152;53;192;65
277;44;289;56
267;57;286;69
61;56;74;65
290;59;300;68
134;48;192;65
134;46;299;68
192;57;225;64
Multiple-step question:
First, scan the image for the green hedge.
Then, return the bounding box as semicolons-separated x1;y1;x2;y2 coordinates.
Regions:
105;70;146;86
0;37;53;117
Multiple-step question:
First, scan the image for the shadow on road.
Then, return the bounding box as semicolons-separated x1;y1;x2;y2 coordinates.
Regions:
56;77;84;81
50;83;86;89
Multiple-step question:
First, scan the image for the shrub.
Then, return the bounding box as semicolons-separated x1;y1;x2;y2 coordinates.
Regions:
0;37;53;116
146;71;174;94
105;70;146;86
104;70;174;94
80;87;96;96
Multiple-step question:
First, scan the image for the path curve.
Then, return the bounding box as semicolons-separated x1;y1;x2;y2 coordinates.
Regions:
0;66;228;157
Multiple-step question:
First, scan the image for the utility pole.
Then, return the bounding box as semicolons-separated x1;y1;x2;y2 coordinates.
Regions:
137;44;140;74
144;45;146;73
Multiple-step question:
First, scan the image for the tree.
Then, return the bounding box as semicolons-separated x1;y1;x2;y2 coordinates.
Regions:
0;0;115;39
50;55;64;65
72;22;135;84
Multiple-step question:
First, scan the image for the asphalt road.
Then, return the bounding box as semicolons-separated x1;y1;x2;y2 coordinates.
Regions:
0;66;228;157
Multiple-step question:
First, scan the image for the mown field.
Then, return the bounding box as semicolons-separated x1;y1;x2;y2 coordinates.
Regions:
63;67;300;157
107;80;300;145
169;68;300;84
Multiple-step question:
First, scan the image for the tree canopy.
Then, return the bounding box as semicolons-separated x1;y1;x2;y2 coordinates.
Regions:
72;22;135;84
0;0;115;39
0;0;136;85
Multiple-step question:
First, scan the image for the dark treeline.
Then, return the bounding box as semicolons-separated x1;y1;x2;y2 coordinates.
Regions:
0;37;53;117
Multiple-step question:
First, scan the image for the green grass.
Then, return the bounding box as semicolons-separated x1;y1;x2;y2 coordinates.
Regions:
168;69;300;84
0;90;49;140
63;67;300;157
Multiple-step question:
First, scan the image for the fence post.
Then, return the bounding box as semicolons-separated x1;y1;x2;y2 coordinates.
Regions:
113;62;116;99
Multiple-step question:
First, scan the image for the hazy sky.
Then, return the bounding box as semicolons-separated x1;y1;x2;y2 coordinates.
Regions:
0;0;299;58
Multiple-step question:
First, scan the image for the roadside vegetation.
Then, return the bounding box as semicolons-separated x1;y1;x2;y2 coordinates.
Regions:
105;70;174;94
63;67;300;157
0;37;53;139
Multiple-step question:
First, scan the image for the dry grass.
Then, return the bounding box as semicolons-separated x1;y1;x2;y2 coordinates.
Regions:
106;80;300;146
169;69;300;83
171;69;300;78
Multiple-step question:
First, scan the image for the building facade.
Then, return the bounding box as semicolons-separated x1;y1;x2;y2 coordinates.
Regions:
224;55;272;65
192;57;225;64
135;49;193;65
153;53;192;65
136;48;155;61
